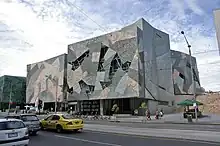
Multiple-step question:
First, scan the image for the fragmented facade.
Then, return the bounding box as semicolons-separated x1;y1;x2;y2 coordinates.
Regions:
171;50;201;95
26;54;67;104
67;18;176;113
26;18;202;114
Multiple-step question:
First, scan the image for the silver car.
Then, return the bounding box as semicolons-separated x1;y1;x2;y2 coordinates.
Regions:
5;114;41;135
0;118;29;146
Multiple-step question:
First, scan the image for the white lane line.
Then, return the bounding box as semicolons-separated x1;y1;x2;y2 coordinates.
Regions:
55;135;122;146
84;130;220;145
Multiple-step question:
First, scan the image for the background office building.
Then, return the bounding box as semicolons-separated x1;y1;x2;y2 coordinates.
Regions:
26;18;202;115
214;9;220;54
0;75;26;110
26;54;67;110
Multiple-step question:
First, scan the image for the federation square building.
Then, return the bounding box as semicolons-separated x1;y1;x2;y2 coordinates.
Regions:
26;18;202;115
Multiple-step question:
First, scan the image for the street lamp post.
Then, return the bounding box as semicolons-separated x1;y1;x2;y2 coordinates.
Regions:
181;31;198;122
8;83;13;115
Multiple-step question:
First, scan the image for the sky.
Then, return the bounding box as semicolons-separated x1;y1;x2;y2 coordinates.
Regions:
0;0;220;91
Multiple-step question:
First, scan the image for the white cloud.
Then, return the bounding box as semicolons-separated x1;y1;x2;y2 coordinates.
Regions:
186;0;205;15
0;0;219;91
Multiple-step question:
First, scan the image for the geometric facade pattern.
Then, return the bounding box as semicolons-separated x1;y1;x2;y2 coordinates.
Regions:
67;18;176;102
25;18;202;105
214;9;220;55
171;50;201;95
0;75;26;109
26;54;67;104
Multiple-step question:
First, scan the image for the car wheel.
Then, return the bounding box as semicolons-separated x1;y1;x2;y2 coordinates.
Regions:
73;129;79;132
31;131;37;136
56;125;63;133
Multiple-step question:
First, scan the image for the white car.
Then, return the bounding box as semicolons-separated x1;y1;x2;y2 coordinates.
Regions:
0;118;29;146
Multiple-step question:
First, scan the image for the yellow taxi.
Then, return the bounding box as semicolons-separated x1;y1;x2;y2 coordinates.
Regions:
40;114;84;133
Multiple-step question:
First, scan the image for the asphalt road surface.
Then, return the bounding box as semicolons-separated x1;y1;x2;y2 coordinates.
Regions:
85;120;220;132
34;115;220;132
2;114;220;132
29;130;220;146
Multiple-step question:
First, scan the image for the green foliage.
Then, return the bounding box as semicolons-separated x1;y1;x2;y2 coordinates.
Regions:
139;102;147;109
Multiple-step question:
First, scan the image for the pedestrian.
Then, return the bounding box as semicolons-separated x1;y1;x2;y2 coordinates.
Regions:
155;109;159;120
160;109;164;117
146;109;151;121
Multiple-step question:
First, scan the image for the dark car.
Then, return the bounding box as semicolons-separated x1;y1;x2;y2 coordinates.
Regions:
5;114;41;136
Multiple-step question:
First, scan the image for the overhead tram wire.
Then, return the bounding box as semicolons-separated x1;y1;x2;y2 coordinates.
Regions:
63;1;220;73
63;1;218;97
65;0;108;32
64;0;219;57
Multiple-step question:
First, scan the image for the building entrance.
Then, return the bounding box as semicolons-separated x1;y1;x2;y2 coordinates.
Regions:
103;98;132;115
103;98;149;115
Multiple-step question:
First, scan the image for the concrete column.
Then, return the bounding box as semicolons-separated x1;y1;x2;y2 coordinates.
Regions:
100;99;104;115
77;101;80;112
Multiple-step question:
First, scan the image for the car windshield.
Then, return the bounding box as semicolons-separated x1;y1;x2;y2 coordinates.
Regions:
62;115;75;119
6;116;20;119
0;121;25;130
21;115;39;121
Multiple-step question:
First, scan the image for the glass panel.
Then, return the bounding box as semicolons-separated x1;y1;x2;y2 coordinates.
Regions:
21;115;39;121
0;121;25;130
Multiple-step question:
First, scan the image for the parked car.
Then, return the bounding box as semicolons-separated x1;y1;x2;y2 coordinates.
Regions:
5;114;41;135
40;114;84;133
0;118;29;146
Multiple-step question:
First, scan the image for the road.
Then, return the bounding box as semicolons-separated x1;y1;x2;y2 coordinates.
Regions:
35;115;220;132
2;114;220;132
85;120;220;132
29;130;220;146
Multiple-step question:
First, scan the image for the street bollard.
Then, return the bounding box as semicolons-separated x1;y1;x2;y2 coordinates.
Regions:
187;114;193;123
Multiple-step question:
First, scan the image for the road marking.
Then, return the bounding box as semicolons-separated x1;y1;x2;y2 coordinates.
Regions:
55;135;122;146
86;130;220;145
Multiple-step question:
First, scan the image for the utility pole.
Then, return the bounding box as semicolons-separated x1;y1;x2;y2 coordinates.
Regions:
8;82;13;115
181;31;198;122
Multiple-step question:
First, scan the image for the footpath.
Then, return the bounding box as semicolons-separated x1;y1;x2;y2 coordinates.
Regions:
107;113;220;125
84;123;220;143
2;112;220;125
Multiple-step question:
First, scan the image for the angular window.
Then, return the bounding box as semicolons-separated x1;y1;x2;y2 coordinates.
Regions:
69;50;90;71
186;61;191;68
158;85;166;91
88;85;95;92
122;61;131;72
97;45;108;71
179;73;185;79
100;81;111;89
156;33;162;38
67;87;73;94
109;54;122;79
